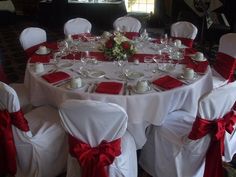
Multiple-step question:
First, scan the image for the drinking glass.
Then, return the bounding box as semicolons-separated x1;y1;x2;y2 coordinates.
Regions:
144;56;153;71
80;51;89;70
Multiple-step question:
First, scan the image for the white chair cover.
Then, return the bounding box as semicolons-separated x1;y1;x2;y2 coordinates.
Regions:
171;21;198;40
0;81;67;177
59;99;137;177
211;33;236;88
113;16;141;32
139;81;236;177
19;27;47;50
63;18;92;36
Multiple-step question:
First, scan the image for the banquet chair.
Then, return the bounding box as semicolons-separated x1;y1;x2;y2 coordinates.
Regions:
19;27;47;51
139;81;236;177
170;21;198;47
59;99;137;177
63;17;92;36
211;33;236;89
0;81;67;177
113;16;141;33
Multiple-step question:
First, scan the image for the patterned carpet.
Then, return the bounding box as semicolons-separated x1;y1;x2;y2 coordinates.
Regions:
1;15;236;177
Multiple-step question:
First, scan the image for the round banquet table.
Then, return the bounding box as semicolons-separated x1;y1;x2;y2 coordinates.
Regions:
23;38;213;149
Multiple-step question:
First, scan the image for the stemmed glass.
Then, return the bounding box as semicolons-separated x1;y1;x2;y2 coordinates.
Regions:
114;59;127;76
153;51;163;72
144;56;153;71
80;51;89;73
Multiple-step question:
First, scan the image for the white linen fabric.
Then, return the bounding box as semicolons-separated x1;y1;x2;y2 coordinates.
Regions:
0;81;67;177
171;21;198;40
63;17;92;36
19;27;47;50
59;99;137;177
139;81;236;177
211;33;236;88
113;16;141;32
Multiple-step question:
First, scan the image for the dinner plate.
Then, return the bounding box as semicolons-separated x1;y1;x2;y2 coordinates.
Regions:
127;71;144;80
87;70;106;78
56;62;74;69
132;85;152;94
65;81;86;90
35;48;51;55
191;56;207;62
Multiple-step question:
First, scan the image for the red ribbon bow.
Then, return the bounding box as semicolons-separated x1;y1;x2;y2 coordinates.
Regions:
0;110;29;176
69;135;121;177
188;111;236;177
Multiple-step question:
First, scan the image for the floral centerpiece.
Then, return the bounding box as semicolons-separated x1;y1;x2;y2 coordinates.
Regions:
100;32;136;61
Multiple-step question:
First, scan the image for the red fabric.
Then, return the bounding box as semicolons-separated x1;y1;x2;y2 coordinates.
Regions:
62;52;106;61
185;48;197;55
95;82;123;94
152;75;184;90
30;54;51;63
188;111;236;177
186;56;209;73
68;135;121;177
213;52;236;81
172;37;194;48
123;32;140;40
0;64;9;84
0;110;29;176
42;71;70;83
71;33;92;41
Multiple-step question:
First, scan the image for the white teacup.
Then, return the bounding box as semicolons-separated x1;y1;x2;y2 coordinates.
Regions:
136;80;149;92
38;45;47;54
174;40;182;48
70;77;82;89
35;62;44;73
194;52;204;61
183;68;194;80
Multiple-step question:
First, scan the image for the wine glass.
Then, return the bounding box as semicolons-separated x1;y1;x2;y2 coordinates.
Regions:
144;56;153;71
80;51;89;70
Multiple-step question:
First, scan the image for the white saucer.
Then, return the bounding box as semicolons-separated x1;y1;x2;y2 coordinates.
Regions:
66;81;86;90
191;56;207;62
87;70;105;78
56;62;74;69
35;48;51;55
127;71;144;80
178;73;198;81
132;86;152;94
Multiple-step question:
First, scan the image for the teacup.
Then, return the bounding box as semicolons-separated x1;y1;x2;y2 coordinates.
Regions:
194;52;204;61
35;62;44;73
38;45;47;54
183;68;194;80
136;80;149;92
174;40;182;48
70;77;82;89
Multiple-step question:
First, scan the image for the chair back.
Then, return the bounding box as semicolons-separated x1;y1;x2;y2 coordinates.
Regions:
19;27;47;50
63;18;92;36
59;99;127;147
171;21;198;40
113;16;141;32
218;33;236;58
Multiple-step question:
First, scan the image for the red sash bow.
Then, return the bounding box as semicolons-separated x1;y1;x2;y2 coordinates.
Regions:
172;37;194;48
188;111;236;177
0;110;29;176
68;135;121;177
213;52;236;82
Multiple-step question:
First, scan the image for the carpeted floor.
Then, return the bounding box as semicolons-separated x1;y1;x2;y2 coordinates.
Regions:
1;15;236;177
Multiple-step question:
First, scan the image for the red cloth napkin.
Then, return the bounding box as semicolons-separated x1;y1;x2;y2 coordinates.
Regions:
42;71;70;83
30;54;51;63
124;32;140;40
152;75;184;90
72;33;92;41
186;56;209;73
95;82;123;94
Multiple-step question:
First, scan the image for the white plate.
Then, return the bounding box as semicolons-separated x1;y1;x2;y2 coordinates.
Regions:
35;48;51;55
191;56;207;62
132;86;152;94
65;81;86;90
87;70;106;78
178;73;198;81
127;71;144;80
56;62;74;69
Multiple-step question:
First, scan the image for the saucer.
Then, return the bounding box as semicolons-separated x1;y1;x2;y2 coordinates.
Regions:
66;81;86;90
87;70;105;78
127;71;144;80
132;85;152;94
191;56;207;62
178;73;198;81
35;48;51;55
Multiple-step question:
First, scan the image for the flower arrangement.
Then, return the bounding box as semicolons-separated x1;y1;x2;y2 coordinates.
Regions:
101;32;136;61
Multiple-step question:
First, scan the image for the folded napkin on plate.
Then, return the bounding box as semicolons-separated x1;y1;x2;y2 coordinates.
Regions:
42;71;70;83
95;82;123;94
186;59;209;73
152;75;184;90
30;54;51;63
